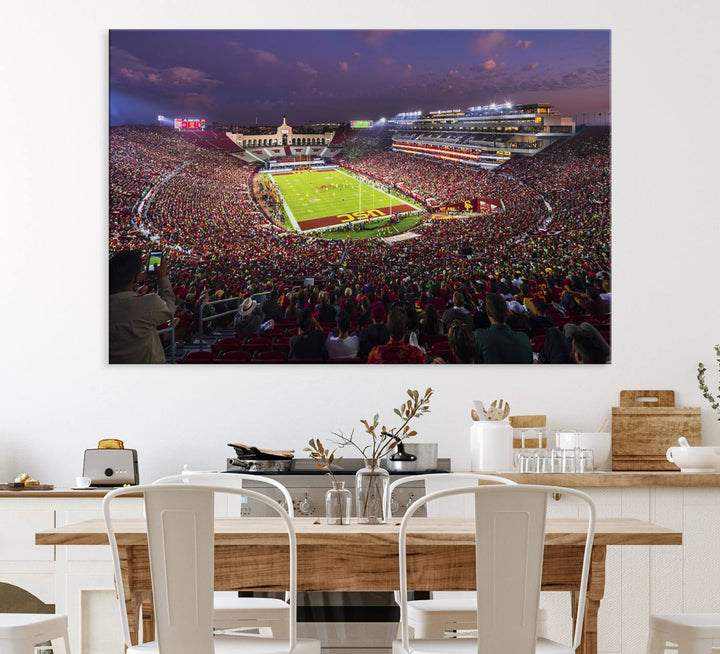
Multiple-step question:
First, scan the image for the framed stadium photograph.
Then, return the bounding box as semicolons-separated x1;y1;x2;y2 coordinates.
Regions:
109;29;611;365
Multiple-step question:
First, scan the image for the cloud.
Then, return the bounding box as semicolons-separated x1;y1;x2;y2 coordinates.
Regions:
339;61;350;72
406;64;413;73
482;59;497;71
355;30;395;46
296;61;318;77
353;52;361;57
473;31;507;54
382;57;394;66
522;63;540;71
251;49;280;65
514;39;533;49
110;48;222;90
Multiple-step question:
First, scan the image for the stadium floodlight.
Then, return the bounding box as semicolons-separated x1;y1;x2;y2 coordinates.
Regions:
158;115;165;121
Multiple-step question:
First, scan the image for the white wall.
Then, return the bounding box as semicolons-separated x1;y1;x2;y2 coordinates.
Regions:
1;0;719;486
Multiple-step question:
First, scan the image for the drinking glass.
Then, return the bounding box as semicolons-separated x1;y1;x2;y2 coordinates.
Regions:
578;449;595;473
517;451;536;473
561;449;577;473
515;447;531;471
536;450;551;473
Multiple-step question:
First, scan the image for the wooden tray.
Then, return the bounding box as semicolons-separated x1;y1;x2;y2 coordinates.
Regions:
611;390;701;470
0;484;54;491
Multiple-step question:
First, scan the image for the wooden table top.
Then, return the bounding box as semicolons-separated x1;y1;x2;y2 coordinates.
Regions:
36;517;682;548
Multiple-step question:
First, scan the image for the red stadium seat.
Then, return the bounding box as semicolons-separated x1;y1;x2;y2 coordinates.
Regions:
211;337;242;357
272;343;291;356
425;334;448;347
530;335;546;352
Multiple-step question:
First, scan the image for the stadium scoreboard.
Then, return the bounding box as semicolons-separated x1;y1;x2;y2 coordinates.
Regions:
351;120;373;129
174;118;206;130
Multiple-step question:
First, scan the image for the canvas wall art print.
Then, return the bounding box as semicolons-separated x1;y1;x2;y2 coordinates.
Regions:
109;29;610;365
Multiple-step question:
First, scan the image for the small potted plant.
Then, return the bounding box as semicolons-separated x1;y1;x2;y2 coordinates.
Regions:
305;438;351;525
331;388;433;524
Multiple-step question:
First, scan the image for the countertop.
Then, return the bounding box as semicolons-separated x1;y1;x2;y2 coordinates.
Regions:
3;471;720;497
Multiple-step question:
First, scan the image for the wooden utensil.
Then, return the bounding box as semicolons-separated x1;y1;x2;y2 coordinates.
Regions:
486;399;510;421
471;409;481;421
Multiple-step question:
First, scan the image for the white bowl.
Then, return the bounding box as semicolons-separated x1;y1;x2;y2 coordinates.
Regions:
555;432;612;471
666;446;720;472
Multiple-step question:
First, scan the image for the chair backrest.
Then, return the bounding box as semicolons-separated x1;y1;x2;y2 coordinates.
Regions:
103;484;298;654
385;472;516;519
153;471;294;517
396;484;595;654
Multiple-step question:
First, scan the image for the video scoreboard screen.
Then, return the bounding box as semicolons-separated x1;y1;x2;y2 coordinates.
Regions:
174;118;206;130
350;120;373;129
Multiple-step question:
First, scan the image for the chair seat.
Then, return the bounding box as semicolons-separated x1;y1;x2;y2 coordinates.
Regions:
0;613;67;639
391;636;572;654
651;612;720;638
128;635;320;654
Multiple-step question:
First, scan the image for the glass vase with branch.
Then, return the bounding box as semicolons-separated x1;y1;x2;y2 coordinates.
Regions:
332;388;433;524
305;438;351;525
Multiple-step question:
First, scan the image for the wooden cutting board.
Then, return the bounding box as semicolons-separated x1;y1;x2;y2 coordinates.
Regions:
611;390;701;470
0;484;54;491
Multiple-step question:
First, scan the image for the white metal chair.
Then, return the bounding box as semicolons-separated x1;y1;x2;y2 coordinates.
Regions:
387;473;519;638
393;484;596;654
0;613;70;654
647;614;720;653
153;472;292;637
103;483;320;654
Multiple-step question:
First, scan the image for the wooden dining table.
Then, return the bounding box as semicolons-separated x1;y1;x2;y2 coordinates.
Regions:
36;516;681;654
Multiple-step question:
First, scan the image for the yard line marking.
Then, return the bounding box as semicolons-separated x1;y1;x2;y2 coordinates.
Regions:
334;168;422;212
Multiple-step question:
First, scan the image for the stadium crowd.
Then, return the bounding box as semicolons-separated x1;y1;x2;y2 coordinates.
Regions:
109;125;610;363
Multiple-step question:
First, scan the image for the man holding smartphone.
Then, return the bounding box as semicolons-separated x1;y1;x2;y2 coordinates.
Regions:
109;250;175;363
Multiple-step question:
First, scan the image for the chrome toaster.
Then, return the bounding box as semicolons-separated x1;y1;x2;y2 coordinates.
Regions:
82;449;139;486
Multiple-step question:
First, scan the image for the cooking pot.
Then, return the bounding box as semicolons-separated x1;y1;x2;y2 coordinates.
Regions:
384;442;438;472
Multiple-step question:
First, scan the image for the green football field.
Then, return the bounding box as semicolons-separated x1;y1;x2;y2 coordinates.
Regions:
266;168;418;232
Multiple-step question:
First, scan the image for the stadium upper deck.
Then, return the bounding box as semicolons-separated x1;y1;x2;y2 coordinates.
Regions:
387;102;575;168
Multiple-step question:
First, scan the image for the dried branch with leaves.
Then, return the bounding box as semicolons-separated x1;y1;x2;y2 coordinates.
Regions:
305;438;343;482
331;388;434;467
697;344;720;420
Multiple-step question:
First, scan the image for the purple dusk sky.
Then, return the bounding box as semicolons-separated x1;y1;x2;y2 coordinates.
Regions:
109;30;610;126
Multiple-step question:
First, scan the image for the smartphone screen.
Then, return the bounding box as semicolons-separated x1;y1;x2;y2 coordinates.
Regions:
147;251;162;273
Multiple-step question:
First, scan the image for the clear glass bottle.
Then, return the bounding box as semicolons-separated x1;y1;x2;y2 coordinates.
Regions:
355;465;390;524
325;480;352;525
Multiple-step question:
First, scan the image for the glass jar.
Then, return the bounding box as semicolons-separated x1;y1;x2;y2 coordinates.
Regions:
355;465;390;524
325;480;352;525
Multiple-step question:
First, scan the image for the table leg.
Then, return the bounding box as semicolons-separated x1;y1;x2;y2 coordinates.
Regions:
140;590;154;643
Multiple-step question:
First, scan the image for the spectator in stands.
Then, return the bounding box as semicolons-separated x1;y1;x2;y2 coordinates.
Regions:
289;307;327;360
420;303;442;337
109;250;175;364
359;303;390;359
367;308;425;364
537;327;575;364
326;311;359;360
316;291;337;323
447;320;477;364
261;289;283;322
528;299;556;331
357;296;372;324
441;291;474;332
284;292;299;320
565;322;610;363
474;293;533;364
571;329;610;364
234;297;269;337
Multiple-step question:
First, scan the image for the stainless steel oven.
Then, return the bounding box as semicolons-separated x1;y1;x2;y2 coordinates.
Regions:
224;457;451;654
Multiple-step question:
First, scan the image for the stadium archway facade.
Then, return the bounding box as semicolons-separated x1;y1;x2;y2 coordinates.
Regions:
226;116;335;149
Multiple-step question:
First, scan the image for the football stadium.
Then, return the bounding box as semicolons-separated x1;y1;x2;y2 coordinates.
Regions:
109;30;611;365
